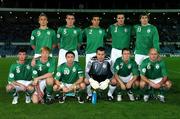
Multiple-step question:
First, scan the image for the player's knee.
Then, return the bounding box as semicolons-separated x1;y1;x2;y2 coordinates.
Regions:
134;80;140;87
53;85;59;91
140;80;146;89
6;84;14;92
84;78;90;85
166;80;172;89
110;78;117;85
27;85;34;92
79;82;86;90
46;77;54;85
32;94;39;104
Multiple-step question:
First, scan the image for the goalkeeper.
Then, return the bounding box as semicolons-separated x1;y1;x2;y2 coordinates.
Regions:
85;47;113;101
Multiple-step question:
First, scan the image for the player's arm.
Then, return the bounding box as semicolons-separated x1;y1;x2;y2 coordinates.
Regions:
158;61;168;85
153;26;160;52
106;26;112;41
130;61;139;82
85;60;93;80
30;30;36;50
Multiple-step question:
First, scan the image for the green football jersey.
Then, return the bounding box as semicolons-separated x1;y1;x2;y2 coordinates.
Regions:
114;57;139;77
140;58;167;79
32;57;56;78
8;59;32;83
133;24;159;55
83;27;106;54
30;28;57;54
107;24;131;49
54;61;84;84
57;26;82;51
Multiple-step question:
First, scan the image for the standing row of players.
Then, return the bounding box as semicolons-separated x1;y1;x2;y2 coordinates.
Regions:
6;46;172;104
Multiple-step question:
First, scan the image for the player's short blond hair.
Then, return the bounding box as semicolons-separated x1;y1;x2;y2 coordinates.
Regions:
40;47;51;53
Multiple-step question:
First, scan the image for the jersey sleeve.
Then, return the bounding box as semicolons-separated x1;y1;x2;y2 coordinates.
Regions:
52;30;57;45
161;61;168;77
30;30;36;46
107;62;113;79
153;26;160;52
77;63;84;78
132;61;139;76
8;65;16;83
48;58;56;74
57;27;62;44
78;28;83;44
113;58;120;74
54;66;62;81
85;60;93;80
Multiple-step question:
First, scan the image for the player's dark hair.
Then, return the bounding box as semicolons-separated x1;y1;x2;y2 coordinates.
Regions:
91;15;100;20
18;48;27;53
65;51;75;57
139;13;150;20
96;47;105;53
117;13;125;18
66;14;75;18
122;48;131;54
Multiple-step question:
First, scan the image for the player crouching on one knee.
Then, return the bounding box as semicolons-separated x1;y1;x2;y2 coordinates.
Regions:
140;48;172;103
85;47;113;101
31;47;55;104
6;48;34;104
53;51;85;104
107;48;139;102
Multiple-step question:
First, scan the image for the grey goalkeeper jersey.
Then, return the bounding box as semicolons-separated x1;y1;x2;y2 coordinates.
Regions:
86;56;113;82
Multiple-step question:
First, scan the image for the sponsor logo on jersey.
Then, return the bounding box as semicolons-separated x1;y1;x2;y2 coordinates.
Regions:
147;29;151;33
155;64;160;69
37;31;41;36
9;73;14;78
47;31;50;35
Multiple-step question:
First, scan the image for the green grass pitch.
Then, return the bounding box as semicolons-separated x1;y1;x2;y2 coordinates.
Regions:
0;57;180;119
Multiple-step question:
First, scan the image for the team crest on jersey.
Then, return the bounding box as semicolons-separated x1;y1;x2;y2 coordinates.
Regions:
124;28;127;32
46;62;50;67
99;30;102;34
9;73;14;78
128;64;131;69
147;29;151;33
142;68;146;73
26;65;30;70
102;63;107;68
57;34;60;38
31;36;35;40
72;67;76;72
47;31;50;35
64;68;70;75
137;26;141;32
16;67;20;73
33;70;37;75
56;72;61;77
37;31;41;36
73;30;77;34
155;64;160;69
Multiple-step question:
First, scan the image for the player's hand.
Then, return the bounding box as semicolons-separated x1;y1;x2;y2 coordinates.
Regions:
31;58;36;67
126;81;133;89
33;78;38;86
63;87;69;93
120;83;126;90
